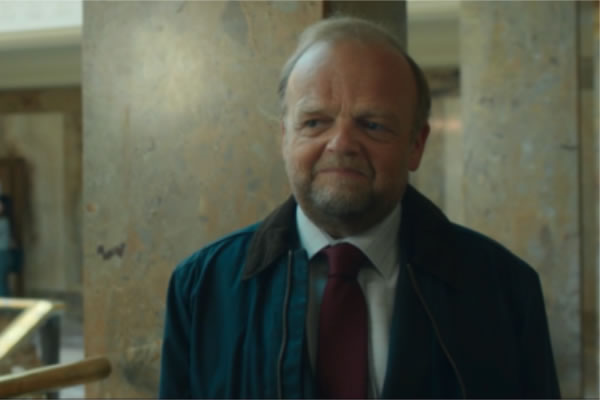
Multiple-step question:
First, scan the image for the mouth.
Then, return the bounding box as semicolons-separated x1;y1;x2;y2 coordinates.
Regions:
316;167;369;179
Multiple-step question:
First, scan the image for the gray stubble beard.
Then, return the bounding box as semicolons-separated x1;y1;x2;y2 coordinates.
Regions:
306;179;374;218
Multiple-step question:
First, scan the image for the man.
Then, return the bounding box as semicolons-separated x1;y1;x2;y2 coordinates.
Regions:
159;16;560;399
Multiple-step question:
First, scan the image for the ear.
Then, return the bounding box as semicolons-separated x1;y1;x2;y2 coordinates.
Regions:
407;123;430;171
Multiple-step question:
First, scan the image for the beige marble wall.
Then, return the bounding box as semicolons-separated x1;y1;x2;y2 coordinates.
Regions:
0;88;83;294
324;0;406;44
1;114;66;291
82;2;321;397
410;93;462;221
460;2;581;396
588;1;599;396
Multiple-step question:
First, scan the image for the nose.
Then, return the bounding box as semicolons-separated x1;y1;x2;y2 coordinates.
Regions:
325;119;361;155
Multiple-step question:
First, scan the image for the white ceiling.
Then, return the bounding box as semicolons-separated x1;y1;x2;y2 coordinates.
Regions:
0;1;459;90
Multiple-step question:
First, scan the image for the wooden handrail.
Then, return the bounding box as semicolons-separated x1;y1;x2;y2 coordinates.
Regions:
0;356;111;398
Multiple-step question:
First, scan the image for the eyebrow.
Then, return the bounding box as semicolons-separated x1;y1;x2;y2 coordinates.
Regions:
354;110;401;125
292;98;402;124
294;98;328;115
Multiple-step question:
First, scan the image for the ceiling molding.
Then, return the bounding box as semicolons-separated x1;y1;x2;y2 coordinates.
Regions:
0;45;81;90
408;17;459;68
407;0;459;22
0;27;81;52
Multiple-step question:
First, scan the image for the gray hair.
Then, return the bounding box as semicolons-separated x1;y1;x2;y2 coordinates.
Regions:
278;16;431;134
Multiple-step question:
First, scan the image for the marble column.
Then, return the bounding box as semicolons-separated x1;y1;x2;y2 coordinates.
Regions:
460;2;581;396
579;1;600;396
588;2;600;396
323;1;406;45
82;2;321;397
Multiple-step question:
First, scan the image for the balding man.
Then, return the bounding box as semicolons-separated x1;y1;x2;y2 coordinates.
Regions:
159;17;560;399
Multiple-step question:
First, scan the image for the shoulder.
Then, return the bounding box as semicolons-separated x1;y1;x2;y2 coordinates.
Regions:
169;222;261;294
448;222;540;288
403;186;539;287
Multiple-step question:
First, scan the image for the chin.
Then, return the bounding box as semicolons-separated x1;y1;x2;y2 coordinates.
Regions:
309;188;373;217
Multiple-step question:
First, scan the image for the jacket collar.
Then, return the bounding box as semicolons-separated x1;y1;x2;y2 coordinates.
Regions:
242;195;299;280
242;185;463;290
399;185;462;290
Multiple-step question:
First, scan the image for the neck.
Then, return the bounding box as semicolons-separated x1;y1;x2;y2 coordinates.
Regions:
299;202;395;239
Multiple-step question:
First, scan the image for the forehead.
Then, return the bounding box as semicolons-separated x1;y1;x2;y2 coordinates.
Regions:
286;40;417;114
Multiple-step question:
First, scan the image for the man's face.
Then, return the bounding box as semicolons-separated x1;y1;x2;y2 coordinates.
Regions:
281;39;429;233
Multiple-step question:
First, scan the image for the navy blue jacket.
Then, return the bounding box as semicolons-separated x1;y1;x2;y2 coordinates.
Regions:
159;185;560;398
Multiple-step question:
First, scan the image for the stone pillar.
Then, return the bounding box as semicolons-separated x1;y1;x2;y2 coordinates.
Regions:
589;2;600;396
460;2;580;396
82;2;321;397
597;3;600;393
323;0;406;45
579;1;600;397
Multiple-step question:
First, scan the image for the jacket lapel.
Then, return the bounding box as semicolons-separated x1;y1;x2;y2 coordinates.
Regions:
381;258;436;398
382;186;464;398
242;196;298;280
400;186;463;290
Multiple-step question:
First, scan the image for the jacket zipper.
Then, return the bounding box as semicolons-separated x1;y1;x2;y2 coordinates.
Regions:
277;250;293;399
406;262;467;399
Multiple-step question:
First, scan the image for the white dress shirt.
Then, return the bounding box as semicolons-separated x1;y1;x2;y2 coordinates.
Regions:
296;204;401;398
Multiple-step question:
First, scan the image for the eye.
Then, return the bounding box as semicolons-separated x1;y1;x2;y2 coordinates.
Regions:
357;118;399;142
360;120;385;131
304;119;321;128
297;118;330;135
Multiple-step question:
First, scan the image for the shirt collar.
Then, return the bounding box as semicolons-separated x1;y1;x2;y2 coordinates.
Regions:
296;203;401;280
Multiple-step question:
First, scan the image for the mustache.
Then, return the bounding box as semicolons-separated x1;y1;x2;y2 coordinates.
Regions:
313;156;374;178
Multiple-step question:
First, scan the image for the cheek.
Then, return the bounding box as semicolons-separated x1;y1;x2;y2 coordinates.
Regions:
286;138;323;172
369;150;408;185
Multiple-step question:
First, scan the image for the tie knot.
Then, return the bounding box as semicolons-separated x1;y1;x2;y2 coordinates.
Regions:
321;243;367;279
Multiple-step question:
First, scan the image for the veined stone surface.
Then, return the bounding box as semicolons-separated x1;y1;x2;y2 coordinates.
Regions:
460;2;581;397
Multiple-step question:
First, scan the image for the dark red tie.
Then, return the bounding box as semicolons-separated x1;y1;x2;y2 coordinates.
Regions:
316;243;369;399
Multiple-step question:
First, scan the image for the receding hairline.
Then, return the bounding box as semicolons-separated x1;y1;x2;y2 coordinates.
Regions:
285;39;418;116
282;36;414;105
279;20;410;105
278;17;431;133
